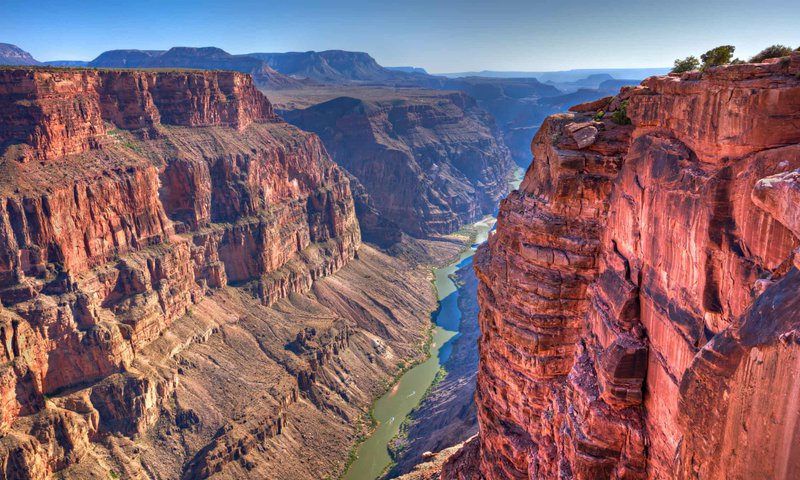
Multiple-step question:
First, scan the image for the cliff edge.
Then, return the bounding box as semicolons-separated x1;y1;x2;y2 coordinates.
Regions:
453;53;800;479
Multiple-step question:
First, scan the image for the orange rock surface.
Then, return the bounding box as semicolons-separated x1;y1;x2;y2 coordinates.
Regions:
462;53;800;479
0;67;366;477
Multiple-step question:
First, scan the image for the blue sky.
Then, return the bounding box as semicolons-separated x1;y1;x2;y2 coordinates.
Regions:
2;0;799;72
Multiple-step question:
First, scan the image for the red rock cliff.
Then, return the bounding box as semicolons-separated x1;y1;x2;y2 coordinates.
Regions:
0;67;360;475
0;68;278;162
458;54;800;479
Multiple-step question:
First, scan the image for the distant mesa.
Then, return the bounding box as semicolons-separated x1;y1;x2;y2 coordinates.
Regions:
248;50;432;85
386;66;429;74
0;43;304;89
0;43;87;67
88;48;166;67
87;46;304;89
0;42;41;65
439;67;670;82
42;60;90;67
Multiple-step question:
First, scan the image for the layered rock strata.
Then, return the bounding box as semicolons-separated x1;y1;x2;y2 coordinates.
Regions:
283;91;515;237
0;67;416;479
464;54;800;479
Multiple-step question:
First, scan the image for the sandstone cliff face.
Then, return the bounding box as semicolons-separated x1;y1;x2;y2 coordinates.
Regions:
0;68;277;162
464;54;800;479
283;91;515;237
0;67;374;478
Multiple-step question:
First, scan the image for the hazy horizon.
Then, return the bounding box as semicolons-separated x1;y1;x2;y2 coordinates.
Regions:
3;0;798;72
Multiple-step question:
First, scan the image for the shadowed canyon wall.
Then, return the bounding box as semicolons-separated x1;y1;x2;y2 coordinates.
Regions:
450;53;800;479
283;92;515;238
0;67;442;479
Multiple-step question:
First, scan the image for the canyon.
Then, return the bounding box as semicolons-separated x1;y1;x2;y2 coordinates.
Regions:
0;66;462;479
2;43;640;167
1;38;798;480
279;89;514;238
446;52;800;479
387;262;480;478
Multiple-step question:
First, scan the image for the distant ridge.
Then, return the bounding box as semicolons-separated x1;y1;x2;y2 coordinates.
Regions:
88;46;304;89
0;41;669;88
248;50;431;85
0;43;41;65
386;66;428;74
438;67;670;82
43;60;90;67
89;49;166;67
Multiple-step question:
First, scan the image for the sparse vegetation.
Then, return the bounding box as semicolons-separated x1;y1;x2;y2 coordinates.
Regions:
611;100;631;125
122;141;142;154
671;44;796;74
701;45;736;70
593;110;605;121
671;56;700;73
342;411;378;475
749;45;794;63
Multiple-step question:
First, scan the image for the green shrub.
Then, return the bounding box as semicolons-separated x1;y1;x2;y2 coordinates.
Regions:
611;100;631;125
593;110;605;121
122;142;142;154
672;56;700;73
701;45;736;70
749;45;794;63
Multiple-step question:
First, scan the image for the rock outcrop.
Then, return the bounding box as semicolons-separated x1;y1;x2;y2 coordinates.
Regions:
0;67;394;479
284;91;515;237
462;54;800;479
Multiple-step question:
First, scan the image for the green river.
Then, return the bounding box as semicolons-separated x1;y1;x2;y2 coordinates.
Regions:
342;167;524;480
341;216;495;480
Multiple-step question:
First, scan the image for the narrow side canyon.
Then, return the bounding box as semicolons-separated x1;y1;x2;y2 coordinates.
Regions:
446;53;800;479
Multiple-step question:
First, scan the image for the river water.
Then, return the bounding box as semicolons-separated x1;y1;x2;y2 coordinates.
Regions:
342;216;495;480
342;167;524;480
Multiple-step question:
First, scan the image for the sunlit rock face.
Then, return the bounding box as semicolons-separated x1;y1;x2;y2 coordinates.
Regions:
0;67;366;478
459;53;800;480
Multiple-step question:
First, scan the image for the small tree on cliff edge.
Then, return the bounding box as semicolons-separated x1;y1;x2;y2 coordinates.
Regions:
750;45;794;63
672;56;700;73
701;45;736;70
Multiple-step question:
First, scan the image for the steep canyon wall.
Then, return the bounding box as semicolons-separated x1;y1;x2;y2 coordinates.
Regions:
0;67;421;479
457;54;800;479
283;92;515;238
